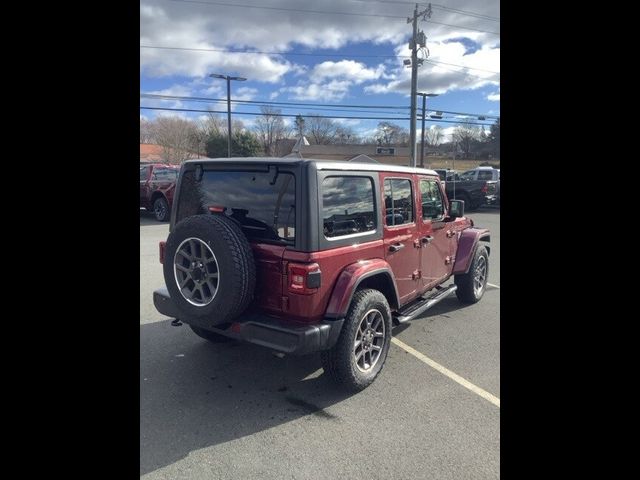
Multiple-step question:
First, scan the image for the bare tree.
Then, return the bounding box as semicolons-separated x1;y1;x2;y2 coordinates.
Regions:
140;118;155;144
151;116;199;164
306;115;339;144
375;121;408;146
453;119;482;157
424;125;444;148
254;106;290;156
335;125;358;144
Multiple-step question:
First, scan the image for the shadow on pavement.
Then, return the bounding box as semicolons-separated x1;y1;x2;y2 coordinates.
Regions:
468;205;500;214
140;320;355;476
140;211;168;226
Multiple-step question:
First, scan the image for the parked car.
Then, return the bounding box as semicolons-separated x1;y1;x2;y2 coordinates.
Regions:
153;158;490;391
140;163;180;221
458;167;500;206
432;169;487;211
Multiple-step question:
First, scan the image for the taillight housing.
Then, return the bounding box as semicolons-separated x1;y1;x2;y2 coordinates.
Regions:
159;241;166;264
287;262;321;295
481;184;488;193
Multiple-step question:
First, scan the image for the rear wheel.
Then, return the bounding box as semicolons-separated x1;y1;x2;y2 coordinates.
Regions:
455;245;489;303
153;197;170;221
321;289;392;392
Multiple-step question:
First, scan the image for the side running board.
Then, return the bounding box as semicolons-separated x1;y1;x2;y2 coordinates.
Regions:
393;285;458;324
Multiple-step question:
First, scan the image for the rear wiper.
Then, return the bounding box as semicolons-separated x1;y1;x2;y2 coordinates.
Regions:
269;165;280;186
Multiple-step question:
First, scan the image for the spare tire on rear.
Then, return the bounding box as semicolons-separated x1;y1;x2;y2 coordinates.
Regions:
163;214;256;325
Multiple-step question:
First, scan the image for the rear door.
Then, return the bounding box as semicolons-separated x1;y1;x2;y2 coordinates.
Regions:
418;176;453;289
381;173;421;306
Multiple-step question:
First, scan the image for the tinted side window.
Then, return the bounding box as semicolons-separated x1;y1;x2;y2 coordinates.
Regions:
140;166;149;181
420;180;444;220
384;178;414;226
477;170;493;180
322;176;376;238
459;171;476;181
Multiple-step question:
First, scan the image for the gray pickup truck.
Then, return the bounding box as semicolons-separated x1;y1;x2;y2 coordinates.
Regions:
434;167;500;210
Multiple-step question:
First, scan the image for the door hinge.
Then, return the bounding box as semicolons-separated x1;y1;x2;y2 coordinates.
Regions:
412;270;422;280
445;256;452;265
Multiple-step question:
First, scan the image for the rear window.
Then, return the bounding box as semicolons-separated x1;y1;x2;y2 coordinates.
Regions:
176;169;296;244
153;167;178;181
322;176;376;238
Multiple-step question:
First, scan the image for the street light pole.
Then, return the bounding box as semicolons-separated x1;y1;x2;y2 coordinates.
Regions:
417;92;439;168
209;73;247;157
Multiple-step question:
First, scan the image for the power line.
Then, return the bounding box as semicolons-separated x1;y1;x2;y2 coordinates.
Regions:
140;93;409;109
139;106;496;126
140;45;400;58
140;45;500;75
169;0;406;19
432;4;500;22
141;95;409;115
348;1;500;22
424;59;499;75
427;18;498;35
140;93;500;118
168;0;499;35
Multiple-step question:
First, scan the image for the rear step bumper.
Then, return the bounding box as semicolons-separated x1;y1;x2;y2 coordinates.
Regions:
394;284;458;324
153;288;344;355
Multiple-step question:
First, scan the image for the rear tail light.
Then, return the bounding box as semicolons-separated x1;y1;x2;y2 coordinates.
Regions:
208;205;226;213
287;262;321;295
481;184;488;193
159;241;166;264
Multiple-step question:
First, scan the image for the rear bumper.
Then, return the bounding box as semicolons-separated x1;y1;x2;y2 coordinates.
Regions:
484;194;499;205
153;288;344;355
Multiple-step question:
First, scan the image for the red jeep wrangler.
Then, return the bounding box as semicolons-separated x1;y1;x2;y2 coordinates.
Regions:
140;163;180;221
153;158;489;391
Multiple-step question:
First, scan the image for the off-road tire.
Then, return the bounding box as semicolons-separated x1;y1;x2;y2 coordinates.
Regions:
163;214;256;325
321;289;392;392
455;245;489;304
189;325;233;343
153;196;170;222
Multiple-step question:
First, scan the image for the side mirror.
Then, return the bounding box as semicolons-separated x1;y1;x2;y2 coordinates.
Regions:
449;199;464;219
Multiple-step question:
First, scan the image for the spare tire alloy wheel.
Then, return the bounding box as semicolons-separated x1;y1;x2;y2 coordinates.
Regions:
163;214;256;323
174;237;219;306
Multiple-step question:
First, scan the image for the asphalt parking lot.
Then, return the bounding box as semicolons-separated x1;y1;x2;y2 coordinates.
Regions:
140;207;500;479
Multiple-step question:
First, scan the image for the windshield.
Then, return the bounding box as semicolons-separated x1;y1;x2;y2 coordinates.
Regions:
176;169;296;244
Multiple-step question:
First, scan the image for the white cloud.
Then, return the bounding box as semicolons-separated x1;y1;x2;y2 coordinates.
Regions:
280;79;354;102
311;60;385;84
141;0;500;101
487;91;500;101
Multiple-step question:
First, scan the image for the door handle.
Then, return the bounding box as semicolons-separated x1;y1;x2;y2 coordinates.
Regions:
421;236;434;245
389;243;405;252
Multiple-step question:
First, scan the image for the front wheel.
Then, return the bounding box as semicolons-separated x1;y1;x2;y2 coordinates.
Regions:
454;245;489;303
321;289;392;392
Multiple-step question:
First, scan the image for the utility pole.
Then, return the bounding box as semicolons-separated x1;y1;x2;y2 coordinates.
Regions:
209;73;247;157
418;92;438;168
407;3;432;167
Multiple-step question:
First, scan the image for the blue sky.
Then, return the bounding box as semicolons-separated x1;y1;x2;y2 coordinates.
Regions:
140;0;500;141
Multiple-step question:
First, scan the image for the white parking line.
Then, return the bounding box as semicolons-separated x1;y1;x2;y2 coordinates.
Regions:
487;283;500;289
391;337;500;408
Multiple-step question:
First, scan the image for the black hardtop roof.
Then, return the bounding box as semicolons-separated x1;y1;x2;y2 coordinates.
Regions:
183;157;439;176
